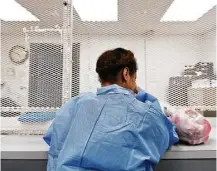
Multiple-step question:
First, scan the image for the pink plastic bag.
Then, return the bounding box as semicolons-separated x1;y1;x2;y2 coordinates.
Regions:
168;108;212;145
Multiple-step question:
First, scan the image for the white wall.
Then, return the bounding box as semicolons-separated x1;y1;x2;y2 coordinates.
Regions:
1;33;61;106
1;34;145;106
1;32;215;107
145;35;204;100
80;35;146;93
1;34;29;106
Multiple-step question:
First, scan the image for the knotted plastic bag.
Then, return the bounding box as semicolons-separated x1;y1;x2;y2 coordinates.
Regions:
160;102;211;145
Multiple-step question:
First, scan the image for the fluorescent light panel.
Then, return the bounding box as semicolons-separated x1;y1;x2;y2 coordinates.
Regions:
0;0;39;21
74;0;118;21
161;0;216;22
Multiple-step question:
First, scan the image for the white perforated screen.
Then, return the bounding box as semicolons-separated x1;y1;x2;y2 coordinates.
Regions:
0;0;216;135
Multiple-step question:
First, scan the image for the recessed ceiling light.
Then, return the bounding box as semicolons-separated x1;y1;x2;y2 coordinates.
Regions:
0;0;39;21
74;0;118;22
161;0;216;22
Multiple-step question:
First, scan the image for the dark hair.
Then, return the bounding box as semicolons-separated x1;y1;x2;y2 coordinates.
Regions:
96;48;138;83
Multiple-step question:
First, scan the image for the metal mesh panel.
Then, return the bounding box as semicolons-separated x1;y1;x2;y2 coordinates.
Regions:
0;0;65;135
0;0;216;135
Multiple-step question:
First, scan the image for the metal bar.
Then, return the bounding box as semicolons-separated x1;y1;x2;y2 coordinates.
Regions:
1;106;215;113
62;0;73;104
1;107;59;113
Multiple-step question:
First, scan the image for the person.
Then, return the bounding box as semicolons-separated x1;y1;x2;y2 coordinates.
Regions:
43;48;179;171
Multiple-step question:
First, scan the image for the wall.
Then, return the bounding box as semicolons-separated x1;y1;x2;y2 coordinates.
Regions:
1;34;29;107
79;35;146;93
1;34;145;106
145;35;204;100
1;32;215;107
1;33;61;107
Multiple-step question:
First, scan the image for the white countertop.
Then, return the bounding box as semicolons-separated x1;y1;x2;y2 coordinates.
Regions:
1;118;216;160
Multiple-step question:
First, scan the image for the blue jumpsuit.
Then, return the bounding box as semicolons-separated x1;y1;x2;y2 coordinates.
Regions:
44;85;178;171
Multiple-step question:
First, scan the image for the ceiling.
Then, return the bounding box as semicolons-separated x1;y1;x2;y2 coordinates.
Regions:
1;0;216;35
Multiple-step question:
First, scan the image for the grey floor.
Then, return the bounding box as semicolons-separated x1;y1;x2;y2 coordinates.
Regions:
1;159;216;171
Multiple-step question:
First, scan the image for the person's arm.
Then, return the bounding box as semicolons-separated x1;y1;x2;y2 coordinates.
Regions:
138;104;179;168
43;97;77;145
136;87;165;115
136;87;157;103
43;97;79;170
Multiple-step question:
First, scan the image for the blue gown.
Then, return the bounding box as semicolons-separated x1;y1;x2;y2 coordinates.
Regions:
44;85;178;171
136;87;157;103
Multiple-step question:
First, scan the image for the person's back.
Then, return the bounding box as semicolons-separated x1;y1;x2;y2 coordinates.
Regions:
44;48;178;171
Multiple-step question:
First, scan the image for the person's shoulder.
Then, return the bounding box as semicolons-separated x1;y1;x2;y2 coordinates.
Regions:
63;92;97;106
78;92;96;98
126;95;152;114
131;98;165;118
74;92;98;104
